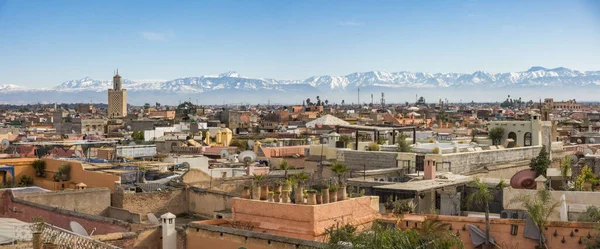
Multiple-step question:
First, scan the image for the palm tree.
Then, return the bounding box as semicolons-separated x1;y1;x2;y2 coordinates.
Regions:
331;162;349;185
509;189;560;248
466;178;493;247
279;160;293;179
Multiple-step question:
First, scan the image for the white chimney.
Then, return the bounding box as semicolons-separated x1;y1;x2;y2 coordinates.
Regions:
161;212;176;249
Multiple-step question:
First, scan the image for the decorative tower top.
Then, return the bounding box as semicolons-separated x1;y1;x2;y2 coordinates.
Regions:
113;69;122;90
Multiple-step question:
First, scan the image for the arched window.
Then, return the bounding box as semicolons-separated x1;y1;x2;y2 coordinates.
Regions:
524;132;532;147
508;132;517;144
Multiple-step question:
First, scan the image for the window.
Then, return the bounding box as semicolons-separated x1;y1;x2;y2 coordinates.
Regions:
524;132;532;147
510;224;518;235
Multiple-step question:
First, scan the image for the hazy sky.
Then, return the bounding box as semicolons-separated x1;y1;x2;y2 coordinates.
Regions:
1;0;600;87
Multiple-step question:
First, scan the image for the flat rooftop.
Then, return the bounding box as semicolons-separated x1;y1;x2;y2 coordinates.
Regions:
372;177;472;192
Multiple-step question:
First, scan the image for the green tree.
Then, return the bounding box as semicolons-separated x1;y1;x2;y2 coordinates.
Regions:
339;135;351;145
131;131;144;143
465;178;494;247
509;189;560;248
230;139;249;151
530;146;551;177
559;155;573;190
331;162;349;185
487;127;504;146
396;134;411;152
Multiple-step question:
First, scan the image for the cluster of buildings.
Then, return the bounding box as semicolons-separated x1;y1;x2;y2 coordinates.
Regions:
2;72;600;248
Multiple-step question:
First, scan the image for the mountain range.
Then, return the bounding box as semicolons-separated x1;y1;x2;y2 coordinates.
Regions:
1;67;599;104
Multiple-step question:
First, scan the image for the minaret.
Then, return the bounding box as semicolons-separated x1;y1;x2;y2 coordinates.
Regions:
108;70;127;118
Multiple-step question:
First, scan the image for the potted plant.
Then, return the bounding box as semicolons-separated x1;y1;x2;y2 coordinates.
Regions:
329;184;338;203
281;190;291;203
273;191;281;202
292;172;309;204
32;160;46;177
30;216;44;248
331;163;349;201
241;186;251;199
307;189;317;205
322;186;330;204
268;191;274;202
316;189;323;204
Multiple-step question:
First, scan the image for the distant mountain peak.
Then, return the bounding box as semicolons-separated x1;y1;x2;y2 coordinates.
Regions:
218;71;241;78
527;66;548;72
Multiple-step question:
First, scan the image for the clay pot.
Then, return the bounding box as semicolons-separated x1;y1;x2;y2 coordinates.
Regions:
241;188;251;199
43;243;58;249
260;186;269;200
273;193;281;202
329;190;337;203
322;188;330;204
294;186;304;204
307;192;317;205
281;190;291;203
268;192;274;202
316;193;323;204
337;185;347;201
252;186;261;200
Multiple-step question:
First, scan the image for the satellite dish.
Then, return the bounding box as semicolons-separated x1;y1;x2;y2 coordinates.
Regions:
239;151;257;164
147;213;160;225
584;149;593;155
0;139;9;151
247;140;254;150
127;126;132;131
20;137;28;142
70;221;89;237
220;150;230;159
129;141;136;146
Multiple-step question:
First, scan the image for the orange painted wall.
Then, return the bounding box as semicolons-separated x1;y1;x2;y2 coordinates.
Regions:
232;196;380;241
390;214;595;249
42;159;120;192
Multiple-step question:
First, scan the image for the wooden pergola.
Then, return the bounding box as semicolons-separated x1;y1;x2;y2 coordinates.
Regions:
335;124;417;150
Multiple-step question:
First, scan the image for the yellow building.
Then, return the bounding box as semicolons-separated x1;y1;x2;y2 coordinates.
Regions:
204;128;233;146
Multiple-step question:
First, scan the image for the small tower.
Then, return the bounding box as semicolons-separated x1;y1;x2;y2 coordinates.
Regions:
113;70;122;90
161;212;176;249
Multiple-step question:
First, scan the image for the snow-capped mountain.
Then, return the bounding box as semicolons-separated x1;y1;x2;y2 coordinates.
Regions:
3;67;600;105
27;67;600;93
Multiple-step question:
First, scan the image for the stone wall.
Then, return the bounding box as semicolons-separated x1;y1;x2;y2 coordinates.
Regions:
105;206;142;223
187;220;323;249
0;190;130;235
427;145;542;174
122;188;188;219
187;187;235;219
15;188;111;216
336;150;399;170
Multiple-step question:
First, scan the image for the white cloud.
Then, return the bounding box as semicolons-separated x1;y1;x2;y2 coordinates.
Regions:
337;21;363;27
140;32;169;41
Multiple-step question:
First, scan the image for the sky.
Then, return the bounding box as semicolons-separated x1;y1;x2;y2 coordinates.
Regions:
1;0;600;87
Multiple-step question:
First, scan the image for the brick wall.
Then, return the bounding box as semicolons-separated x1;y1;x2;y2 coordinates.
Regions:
122;189;188;219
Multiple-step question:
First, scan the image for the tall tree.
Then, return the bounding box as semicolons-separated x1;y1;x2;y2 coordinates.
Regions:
396;134;411;152
530;145;551;177
331;162;349;185
487;127;504;146
466;178;494;247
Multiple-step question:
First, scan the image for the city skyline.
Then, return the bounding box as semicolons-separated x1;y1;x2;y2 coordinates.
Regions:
1;0;600;87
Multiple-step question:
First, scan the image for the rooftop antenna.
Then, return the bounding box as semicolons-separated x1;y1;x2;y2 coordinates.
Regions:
357;88;360;107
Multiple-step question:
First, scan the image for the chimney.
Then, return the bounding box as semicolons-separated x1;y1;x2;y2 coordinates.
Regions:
424;159;436;180
161;212;177;249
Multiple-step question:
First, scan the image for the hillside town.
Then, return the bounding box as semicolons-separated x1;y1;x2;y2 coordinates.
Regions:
0;72;600;249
